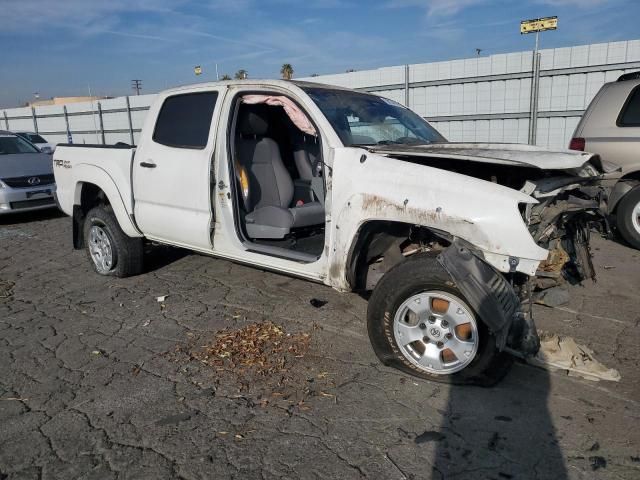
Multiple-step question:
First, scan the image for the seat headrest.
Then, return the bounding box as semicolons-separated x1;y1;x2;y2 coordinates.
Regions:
239;105;269;136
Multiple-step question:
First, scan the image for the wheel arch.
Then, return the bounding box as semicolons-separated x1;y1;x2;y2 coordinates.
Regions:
609;171;640;214
345;220;452;292
72;170;141;249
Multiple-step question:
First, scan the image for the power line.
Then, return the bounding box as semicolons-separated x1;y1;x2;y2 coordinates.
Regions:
131;79;142;96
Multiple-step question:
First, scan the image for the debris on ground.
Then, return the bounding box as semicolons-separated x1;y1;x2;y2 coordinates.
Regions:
0;280;14;299
589;456;607;470
310;298;328;308
156;295;168;302
529;332;621;382
534;286;570;307
172;321;335;411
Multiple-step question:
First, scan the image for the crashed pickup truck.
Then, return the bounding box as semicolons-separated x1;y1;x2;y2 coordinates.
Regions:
53;80;613;385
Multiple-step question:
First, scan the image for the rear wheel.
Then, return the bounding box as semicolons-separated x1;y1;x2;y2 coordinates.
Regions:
616;187;640;250
83;206;143;277
367;253;513;386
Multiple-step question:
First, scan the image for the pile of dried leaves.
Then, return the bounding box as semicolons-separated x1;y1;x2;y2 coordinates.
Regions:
172;321;335;411
194;321;311;375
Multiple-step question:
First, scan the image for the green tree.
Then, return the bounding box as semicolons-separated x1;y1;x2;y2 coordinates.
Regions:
220;74;231;80
280;63;294;80
234;69;248;80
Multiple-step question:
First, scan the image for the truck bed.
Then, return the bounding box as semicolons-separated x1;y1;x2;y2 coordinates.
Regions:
53;144;136;218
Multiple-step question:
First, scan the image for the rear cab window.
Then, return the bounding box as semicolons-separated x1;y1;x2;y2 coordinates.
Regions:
153;92;218;148
617;86;640;127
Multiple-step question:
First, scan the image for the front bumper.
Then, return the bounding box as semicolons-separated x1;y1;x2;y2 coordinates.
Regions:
0;183;57;214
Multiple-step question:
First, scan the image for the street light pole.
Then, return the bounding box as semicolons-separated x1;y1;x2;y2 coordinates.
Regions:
528;31;541;146
520;16;558;146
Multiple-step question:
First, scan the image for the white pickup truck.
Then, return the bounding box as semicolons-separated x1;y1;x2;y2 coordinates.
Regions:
53;80;613;385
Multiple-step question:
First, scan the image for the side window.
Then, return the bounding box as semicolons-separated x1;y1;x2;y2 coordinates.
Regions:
153;92;218;148
618;86;640;127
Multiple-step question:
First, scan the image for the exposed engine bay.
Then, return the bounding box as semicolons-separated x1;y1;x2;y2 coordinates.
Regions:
368;143;612;286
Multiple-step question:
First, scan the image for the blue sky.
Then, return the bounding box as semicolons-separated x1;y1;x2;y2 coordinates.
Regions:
0;0;638;107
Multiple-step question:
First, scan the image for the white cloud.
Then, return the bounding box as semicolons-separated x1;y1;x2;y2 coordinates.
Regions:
536;0;612;6
0;0;180;31
386;0;488;17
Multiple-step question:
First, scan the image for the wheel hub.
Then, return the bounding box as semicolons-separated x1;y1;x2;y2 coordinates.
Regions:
393;291;479;375
428;326;443;339
88;225;114;274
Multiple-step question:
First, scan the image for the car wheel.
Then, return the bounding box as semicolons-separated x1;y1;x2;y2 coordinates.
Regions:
367;253;513;386
616;186;640;250
83;206;143;277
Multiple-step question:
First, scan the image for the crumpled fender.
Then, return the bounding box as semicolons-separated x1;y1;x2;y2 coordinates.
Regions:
327;148;549;290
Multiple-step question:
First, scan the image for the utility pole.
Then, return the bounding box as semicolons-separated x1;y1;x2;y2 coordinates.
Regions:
475;48;482;57
131;79;142;96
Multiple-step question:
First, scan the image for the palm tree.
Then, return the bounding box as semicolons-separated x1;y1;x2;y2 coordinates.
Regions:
280;63;294;80
234;69;248;80
220;74;231;80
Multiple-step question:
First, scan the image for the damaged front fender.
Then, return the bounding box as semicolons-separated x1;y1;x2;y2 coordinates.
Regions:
438;240;540;357
328;148;550;289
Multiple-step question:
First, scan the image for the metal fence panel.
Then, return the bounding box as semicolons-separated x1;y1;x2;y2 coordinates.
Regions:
300;39;640;149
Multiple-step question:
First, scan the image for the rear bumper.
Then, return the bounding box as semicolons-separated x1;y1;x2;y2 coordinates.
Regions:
0;184;57;214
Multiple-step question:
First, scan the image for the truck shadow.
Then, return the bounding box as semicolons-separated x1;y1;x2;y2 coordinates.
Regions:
143;244;191;273
430;362;568;479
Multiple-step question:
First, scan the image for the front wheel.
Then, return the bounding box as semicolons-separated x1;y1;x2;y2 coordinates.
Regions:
616;186;640;250
367;253;513;386
83;206;143;277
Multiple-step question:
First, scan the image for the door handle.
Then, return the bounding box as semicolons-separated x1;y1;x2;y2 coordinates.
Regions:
140;161;156;168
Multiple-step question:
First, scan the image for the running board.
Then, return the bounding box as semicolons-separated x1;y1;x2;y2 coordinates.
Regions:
246;243;320;263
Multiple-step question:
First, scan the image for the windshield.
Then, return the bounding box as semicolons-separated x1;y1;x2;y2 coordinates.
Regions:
303;87;446;146
0;134;41;154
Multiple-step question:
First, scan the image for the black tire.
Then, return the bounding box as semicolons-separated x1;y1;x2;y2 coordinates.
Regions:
367;253;513;387
83;206;143;277
616;187;640;250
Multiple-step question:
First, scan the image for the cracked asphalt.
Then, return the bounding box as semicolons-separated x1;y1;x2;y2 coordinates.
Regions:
1;210;639;480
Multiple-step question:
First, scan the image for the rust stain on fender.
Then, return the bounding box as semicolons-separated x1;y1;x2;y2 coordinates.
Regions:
360;194;473;227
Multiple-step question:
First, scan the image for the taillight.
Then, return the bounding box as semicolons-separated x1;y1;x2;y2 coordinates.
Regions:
569;137;585;151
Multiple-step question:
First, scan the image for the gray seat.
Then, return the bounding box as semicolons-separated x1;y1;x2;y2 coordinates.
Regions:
237;107;325;239
293;134;321;181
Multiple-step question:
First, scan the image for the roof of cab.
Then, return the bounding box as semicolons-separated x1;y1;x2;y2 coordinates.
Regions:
160;79;354;95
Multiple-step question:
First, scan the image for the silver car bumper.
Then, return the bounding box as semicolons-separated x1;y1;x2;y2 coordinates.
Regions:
0;183;57;214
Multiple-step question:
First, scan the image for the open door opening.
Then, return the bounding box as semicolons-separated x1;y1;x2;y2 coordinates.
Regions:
227;93;326;262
